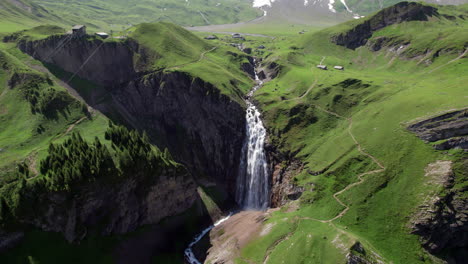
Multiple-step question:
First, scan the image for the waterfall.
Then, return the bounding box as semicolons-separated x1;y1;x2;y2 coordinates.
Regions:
184;63;270;263
235;71;270;210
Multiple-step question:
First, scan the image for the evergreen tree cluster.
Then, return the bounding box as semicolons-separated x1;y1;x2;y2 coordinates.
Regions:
39;133;118;191
0;123;183;228
105;122;174;175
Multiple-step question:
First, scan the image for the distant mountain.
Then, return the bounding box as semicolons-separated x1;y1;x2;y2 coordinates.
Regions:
252;0;468;24
29;0;261;29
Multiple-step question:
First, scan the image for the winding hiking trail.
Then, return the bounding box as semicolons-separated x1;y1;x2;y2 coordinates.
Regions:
290;77;386;223
261;77;386;263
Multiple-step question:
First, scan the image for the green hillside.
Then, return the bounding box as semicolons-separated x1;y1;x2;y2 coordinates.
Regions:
237;3;468;264
30;0;261;30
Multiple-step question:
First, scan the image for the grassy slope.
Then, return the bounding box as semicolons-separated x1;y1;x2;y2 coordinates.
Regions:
128;22;253;101
0;0;64;33
239;4;468;264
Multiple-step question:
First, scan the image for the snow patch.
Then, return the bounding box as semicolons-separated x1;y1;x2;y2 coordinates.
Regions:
253;0;275;8
304;0;309;6
328;0;336;13
339;0;352;13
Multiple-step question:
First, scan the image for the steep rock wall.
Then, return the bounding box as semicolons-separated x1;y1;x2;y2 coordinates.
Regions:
108;71;246;193
17;36;248;196
18;35;137;87
22;170;199;242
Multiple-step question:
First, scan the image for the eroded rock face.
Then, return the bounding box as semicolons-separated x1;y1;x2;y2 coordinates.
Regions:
408;108;468;150
17;35;137;87
266;148;305;207
410;160;468;261
23;171;199;242
17;35;248;196
109;71;246;193
332;2;438;49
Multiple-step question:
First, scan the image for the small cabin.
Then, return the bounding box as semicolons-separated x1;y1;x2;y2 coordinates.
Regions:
204;35;218;40
317;65;327;70
334;66;344;70
95;32;109;39
72;25;86;37
232;33;245;40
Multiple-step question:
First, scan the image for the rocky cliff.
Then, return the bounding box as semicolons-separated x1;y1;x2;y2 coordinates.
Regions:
408;108;468;150
15;35;248;196
331;2;439;49
17;35;138;87
20;169;198;243
109;71;246;192
410;160;468;263
266;144;305;207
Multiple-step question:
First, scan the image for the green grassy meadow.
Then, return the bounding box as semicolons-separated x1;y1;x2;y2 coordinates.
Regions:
231;4;468;264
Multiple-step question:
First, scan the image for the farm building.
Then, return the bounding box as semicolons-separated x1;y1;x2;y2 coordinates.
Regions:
334;66;344;70
317;65;327;70
72;25;86;37
95;32;109;39
232;33;245;40
204;35;218;40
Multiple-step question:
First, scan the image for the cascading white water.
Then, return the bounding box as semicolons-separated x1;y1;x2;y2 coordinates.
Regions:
235;71;270;210
184;64;269;263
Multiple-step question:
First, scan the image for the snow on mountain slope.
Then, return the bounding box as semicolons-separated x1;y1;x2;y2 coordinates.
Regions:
250;0;468;24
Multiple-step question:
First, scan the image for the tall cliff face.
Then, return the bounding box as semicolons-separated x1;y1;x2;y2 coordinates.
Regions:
109;71;246;192
18;35;137;87
19;170;199;243
16;35;247;195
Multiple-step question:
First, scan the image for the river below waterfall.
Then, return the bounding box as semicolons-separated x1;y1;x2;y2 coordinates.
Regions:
184;64;269;263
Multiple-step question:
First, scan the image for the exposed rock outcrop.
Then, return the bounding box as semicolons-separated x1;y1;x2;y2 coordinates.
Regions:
109;71;246;193
257;61;281;81
17;35;138;87
266;146;305;207
20;170;199;242
346;242;383;264
410;160;468;262
332;2;438;50
408;108;468;150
